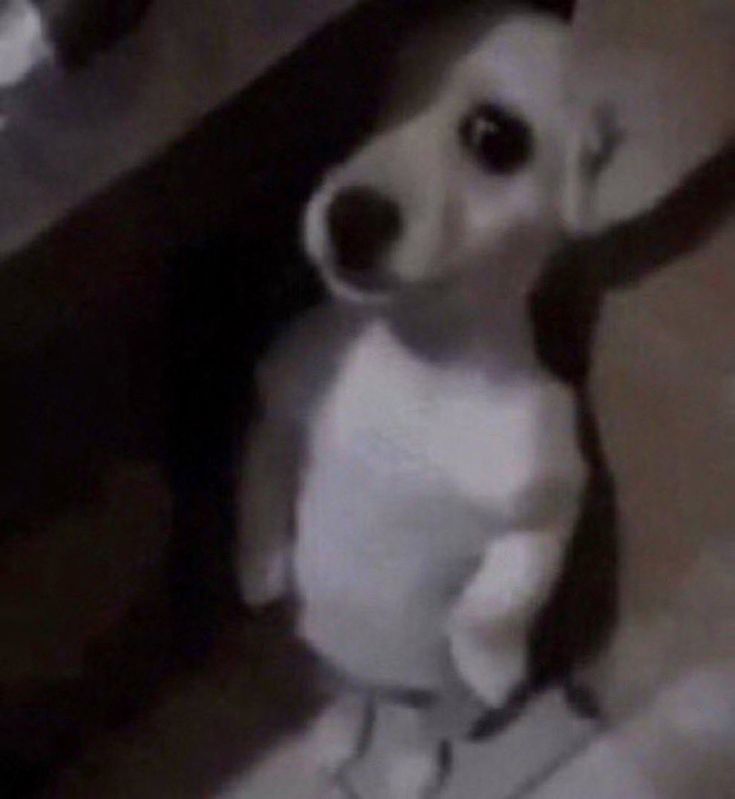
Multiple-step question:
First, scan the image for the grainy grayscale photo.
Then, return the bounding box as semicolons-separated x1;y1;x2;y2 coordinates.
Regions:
0;1;733;797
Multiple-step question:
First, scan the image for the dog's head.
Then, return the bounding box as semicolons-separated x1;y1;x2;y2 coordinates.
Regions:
304;10;612;305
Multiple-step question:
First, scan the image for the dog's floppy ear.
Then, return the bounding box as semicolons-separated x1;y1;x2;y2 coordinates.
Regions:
532;135;735;384
561;104;622;233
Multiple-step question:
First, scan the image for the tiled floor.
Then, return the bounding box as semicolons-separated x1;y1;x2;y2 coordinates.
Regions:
526;662;735;799
218;693;596;799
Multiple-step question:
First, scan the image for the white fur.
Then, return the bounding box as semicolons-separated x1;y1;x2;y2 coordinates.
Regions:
385;705;446;799
310;694;369;778
448;531;569;705
295;318;583;693
238;11;603;798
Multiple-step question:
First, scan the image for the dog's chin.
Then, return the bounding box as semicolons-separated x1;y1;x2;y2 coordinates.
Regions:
315;255;473;312
315;261;399;307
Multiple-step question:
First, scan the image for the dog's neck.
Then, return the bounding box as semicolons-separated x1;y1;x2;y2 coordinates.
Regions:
385;254;546;374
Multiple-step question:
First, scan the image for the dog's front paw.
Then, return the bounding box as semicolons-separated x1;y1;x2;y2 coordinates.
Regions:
449;629;527;709
238;549;290;611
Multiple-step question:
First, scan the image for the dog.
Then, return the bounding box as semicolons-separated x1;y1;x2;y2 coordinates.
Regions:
236;7;614;797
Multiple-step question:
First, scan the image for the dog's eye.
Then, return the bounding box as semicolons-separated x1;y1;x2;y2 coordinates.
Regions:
460;104;532;175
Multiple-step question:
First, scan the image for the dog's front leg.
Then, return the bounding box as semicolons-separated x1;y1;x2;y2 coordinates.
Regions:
447;528;569;708
236;414;300;609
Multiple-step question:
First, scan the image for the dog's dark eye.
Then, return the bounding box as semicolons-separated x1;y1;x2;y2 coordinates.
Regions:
460;104;532;175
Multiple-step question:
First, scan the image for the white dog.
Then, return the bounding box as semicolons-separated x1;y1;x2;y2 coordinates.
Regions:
237;8;610;797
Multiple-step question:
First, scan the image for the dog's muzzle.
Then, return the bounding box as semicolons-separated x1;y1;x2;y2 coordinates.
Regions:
326;185;402;289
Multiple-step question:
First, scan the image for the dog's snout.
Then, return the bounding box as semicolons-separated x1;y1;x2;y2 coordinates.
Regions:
327;187;402;275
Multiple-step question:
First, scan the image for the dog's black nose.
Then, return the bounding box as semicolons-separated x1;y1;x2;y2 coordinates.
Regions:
327;186;402;275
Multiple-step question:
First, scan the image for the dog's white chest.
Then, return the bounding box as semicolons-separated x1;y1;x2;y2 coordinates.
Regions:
294;320;582;689
312;321;574;514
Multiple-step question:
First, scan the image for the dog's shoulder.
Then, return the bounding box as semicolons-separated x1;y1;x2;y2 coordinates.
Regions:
431;370;584;521
256;303;362;424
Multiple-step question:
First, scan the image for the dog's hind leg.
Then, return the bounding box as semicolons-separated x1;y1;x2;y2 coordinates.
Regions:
310;693;375;798
385;705;453;799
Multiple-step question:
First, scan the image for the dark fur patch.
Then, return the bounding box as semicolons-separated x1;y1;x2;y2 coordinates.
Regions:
526;135;735;713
